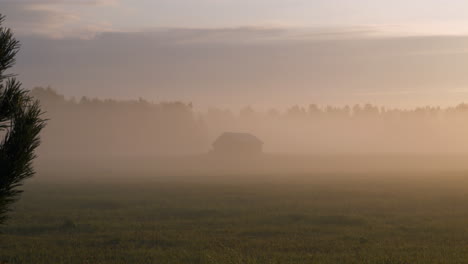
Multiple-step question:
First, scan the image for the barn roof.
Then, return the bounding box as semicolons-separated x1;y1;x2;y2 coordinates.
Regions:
213;132;263;146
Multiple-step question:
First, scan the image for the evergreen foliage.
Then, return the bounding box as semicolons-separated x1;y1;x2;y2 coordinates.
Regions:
0;15;45;225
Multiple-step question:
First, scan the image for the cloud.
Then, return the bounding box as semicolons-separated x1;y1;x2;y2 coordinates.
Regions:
3;0;118;6
11;27;468;109
1;0;120;38
107;26;383;46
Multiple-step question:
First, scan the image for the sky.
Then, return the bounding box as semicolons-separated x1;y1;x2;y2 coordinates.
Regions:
2;0;468;109
5;0;468;37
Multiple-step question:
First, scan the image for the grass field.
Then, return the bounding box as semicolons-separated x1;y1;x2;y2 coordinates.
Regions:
3;168;468;263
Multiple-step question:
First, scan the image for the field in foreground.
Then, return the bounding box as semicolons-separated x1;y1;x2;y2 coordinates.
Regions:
3;170;468;264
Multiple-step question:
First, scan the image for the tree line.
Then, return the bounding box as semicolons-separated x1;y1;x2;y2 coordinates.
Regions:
30;86;468;156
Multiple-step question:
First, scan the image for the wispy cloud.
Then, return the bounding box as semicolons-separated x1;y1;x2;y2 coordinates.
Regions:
12;28;468;108
3;0;119;6
1;0;121;38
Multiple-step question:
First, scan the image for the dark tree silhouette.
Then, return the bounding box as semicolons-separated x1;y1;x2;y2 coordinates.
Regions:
0;15;45;225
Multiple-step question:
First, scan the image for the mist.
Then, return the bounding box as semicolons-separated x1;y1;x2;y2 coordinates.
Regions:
7;2;468;262
31;87;468;176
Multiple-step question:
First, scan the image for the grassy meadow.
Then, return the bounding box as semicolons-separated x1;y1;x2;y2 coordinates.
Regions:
3;162;468;263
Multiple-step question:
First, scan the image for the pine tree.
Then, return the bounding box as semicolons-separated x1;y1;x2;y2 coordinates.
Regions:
0;14;46;225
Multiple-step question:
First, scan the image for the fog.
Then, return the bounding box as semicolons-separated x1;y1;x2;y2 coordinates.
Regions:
31;87;468;176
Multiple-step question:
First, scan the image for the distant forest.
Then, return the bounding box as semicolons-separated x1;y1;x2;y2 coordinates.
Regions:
32;87;468;157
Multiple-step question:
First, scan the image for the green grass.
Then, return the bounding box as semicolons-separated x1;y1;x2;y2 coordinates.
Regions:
3;171;468;263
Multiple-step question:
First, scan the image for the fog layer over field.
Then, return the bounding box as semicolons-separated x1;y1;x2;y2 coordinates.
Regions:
29;87;468;174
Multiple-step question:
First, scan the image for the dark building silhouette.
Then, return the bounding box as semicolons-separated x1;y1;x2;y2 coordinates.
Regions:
212;132;263;155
